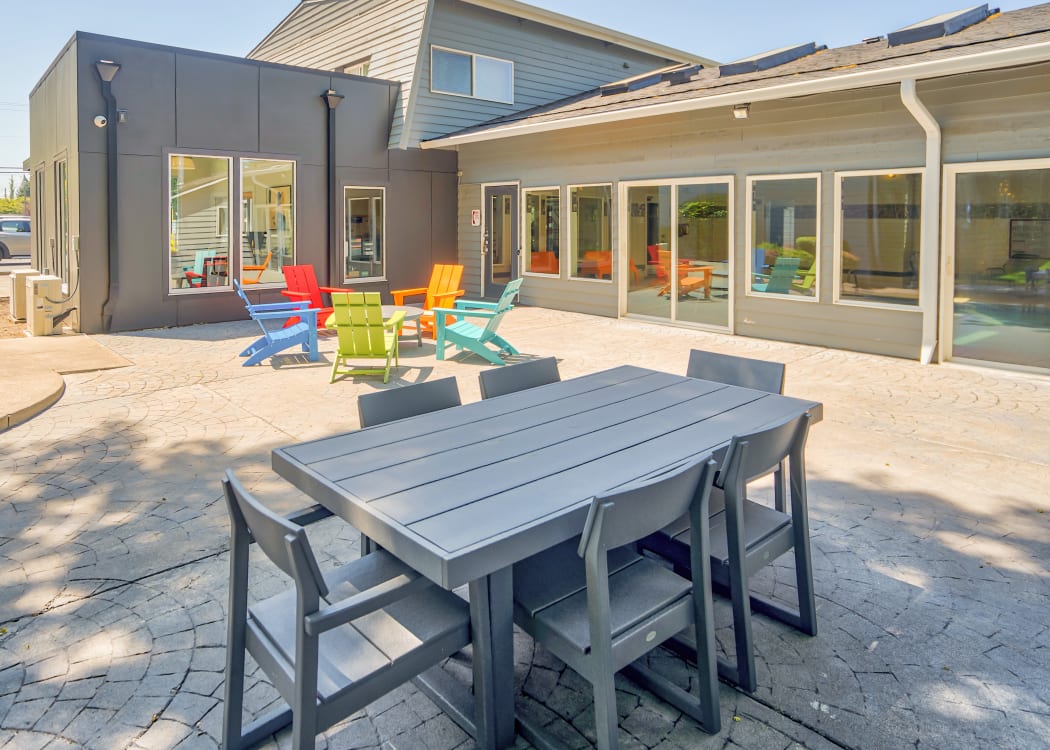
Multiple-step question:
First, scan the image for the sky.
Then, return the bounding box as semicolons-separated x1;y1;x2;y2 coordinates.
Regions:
1;0;1035;176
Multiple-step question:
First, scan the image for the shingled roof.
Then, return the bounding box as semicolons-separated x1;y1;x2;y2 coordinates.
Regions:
423;3;1050;147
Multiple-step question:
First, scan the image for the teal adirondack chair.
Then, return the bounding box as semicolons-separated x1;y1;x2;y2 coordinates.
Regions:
234;280;319;366
434;279;523;366
752;256;801;294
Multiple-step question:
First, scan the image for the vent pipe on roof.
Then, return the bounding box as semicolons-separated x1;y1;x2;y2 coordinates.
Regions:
96;59;121;333
899;78;941;365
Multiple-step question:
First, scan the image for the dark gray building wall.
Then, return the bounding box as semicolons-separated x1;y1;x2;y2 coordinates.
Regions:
51;33;457;333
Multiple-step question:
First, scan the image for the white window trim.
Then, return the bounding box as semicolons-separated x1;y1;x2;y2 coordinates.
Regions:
430;45;514;105
240;158;297;290
343;185;387;284
521;186;562;278
568;183;614;283
618;175;735;332
940;157;1050;367
167;153;234;296
745;173;822;303
832;167;925;311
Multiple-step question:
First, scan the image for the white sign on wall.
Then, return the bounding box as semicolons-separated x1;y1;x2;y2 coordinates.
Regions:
471;209;481;227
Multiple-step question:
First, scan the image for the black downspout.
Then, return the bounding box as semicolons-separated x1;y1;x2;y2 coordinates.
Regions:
95;59;121;332
322;89;344;286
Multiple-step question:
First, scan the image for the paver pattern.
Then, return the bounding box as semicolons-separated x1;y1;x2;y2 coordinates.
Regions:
1;307;1048;749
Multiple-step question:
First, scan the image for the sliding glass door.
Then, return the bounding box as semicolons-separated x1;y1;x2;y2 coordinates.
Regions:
947;162;1050;370
624;178;731;329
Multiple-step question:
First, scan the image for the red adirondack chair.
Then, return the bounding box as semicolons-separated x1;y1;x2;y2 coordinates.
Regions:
280;265;352;330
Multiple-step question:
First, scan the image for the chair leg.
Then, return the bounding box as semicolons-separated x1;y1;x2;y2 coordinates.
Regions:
592;674;619;750
726;556;757;692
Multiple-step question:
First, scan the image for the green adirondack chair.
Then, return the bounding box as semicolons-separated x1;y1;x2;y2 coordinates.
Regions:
329;292;405;383
752;256;801;294
792;265;817;295
434;278;523;366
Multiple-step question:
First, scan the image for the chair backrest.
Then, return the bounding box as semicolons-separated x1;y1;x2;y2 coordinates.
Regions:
282;264;323;307
222;470;329;599
358;376;462;427
233;278;251;308
481;278;523;339
718;412;811;490
578;454;716;557
424;264;464;310
752;247;765;273
331;292;388;355
479;356;560;399
686;349;785;394
762;257;801;293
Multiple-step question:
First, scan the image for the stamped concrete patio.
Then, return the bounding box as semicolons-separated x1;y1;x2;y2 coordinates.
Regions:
0;306;1048;749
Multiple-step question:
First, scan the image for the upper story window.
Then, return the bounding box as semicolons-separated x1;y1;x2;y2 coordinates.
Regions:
431;46;513;104
341;58;370;76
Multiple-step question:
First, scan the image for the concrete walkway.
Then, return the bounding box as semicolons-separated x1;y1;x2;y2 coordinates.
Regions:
0;308;1047;749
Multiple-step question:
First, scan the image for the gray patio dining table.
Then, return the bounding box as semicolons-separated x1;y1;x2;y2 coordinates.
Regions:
272;364;823;749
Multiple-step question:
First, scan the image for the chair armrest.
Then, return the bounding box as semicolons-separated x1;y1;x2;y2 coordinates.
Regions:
250;300;309;312
318;285;353;295
454;299;499;311
430;289;465;307
390;287;427;305
281;290;311;301
384;311;406;330
304;569;431;635
253;307;318;323
433;306;497;322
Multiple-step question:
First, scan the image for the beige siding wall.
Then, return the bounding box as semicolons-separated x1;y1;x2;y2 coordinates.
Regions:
415;0;677;146
457;182;482;296
455;63;1050;359
248;0;429;148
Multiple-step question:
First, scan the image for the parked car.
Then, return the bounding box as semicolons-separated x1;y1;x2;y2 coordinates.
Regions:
0;216;31;259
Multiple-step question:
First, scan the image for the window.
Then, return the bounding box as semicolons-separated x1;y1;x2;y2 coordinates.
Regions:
341;58;370;76
241;159;295;286
836;171;921;306
569;185;612;280
431;46;513;104
524;188;560;275
0;220;29;233
344;187;384;281
54;160;69;286
169;154;232;292
34;168;45;262
748;175;819;299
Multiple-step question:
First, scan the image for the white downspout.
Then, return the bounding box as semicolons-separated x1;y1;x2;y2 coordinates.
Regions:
900;78;941;365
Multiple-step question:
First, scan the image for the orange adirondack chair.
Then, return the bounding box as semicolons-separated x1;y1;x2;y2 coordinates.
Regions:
280;264;353;330
241;251;272;285
390;264;465;339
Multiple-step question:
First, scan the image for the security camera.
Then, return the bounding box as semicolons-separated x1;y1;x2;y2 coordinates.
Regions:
93;115;108;128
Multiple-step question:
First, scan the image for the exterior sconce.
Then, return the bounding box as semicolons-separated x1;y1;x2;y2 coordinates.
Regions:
733;104;750;120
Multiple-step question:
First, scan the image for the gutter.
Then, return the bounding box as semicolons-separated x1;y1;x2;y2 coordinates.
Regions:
421;39;1050;149
899;78;941;366
95;59;121;332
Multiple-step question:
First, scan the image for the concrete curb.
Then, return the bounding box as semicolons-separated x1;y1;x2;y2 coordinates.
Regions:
0;365;64;432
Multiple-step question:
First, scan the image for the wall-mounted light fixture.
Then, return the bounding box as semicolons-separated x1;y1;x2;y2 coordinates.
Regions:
733;103;750;120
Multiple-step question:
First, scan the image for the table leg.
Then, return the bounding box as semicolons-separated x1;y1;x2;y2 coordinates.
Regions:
469;567;516;749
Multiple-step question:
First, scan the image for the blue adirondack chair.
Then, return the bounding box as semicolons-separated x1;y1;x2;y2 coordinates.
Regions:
433;278;523;366
234;280;319;366
752;256;801;294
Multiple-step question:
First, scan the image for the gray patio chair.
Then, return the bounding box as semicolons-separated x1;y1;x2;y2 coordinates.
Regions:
357;377;462;553
221;470;471;750
685;348;787;510
512;455;721;749
686;348;785;394
478;356;560;399
357;376;462;427
642;413;816;693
